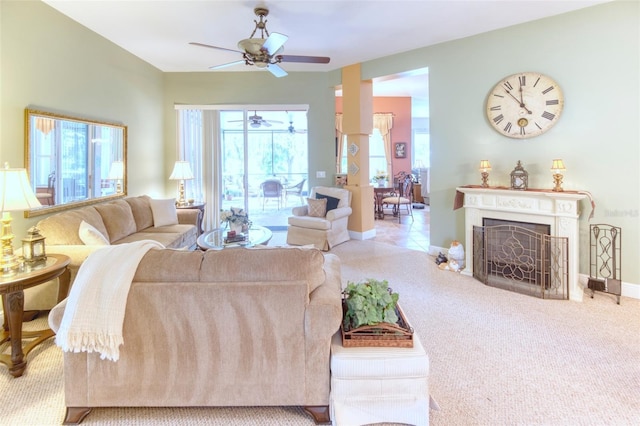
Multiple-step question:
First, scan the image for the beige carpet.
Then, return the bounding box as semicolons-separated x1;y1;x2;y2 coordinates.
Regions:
2;239;639;425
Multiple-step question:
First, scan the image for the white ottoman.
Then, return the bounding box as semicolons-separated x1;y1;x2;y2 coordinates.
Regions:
330;331;431;426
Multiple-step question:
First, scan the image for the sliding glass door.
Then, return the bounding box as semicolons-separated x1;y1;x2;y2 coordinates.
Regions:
177;107;309;231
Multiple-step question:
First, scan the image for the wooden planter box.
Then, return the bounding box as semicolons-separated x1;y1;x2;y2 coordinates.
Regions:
341;302;414;348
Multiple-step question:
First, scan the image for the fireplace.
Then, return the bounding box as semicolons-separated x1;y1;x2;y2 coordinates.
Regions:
456;187;591;301
472;218;568;299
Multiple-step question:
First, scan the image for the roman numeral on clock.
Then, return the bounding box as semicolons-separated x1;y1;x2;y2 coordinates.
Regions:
541;111;555;120
493;114;504;124
546;99;559;105
503;81;514;90
489;106;501;111
542;86;554;95
504;122;512;132
519;76;526;86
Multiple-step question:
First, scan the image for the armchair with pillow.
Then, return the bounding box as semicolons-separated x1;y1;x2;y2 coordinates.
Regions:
287;186;352;251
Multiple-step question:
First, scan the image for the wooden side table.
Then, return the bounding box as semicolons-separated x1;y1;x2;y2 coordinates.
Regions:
0;254;70;377
413;183;424;203
177;202;206;236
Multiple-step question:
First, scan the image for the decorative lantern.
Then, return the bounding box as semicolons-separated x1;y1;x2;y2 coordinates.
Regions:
510;160;528;191
22;226;46;264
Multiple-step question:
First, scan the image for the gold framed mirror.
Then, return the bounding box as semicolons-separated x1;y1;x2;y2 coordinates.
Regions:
24;108;127;217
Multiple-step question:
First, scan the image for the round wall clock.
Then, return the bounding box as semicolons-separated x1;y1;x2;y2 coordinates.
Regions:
486;72;564;139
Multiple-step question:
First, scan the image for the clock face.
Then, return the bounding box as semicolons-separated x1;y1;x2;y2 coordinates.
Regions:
486;72;564;139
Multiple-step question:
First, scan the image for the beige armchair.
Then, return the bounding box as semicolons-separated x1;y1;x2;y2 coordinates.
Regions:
286;186;352;250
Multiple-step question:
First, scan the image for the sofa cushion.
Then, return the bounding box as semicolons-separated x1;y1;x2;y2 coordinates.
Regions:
78;220;110;245
114;227;195;249
125;195;154;231
307;197;327;217
200;247;327;293
288;215;332;230
315;193;340;212
134;249;204;282
94;200;137;243
150;198;178;227
37;206;108;245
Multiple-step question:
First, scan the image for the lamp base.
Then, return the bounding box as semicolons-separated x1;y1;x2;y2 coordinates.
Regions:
0;212;19;276
480;172;490;188
552;173;564;192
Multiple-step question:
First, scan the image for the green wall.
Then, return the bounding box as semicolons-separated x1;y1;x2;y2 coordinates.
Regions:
1;1;638;293
360;0;639;292
0;0;165;233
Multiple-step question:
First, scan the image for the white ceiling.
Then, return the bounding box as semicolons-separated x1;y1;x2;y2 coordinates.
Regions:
43;0;609;117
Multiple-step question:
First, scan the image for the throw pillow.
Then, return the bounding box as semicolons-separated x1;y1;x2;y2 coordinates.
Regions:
150;198;178;227
307;197;327;217
315;193;340;212
78;220;110;245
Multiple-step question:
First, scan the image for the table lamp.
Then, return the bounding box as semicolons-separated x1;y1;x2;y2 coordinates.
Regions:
551;159;566;192
479;160;492;187
0;164;42;275
108;161;124;194
169;161;194;206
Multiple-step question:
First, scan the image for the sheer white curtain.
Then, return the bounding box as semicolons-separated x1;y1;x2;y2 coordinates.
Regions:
373;113;393;179
175;108;218;231
335;113;344;173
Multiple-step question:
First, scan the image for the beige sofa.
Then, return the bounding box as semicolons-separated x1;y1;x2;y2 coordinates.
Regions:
48;247;343;424
286;186;352;250
25;195;199;310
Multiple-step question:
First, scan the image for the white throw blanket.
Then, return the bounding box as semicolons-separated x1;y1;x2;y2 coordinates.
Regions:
55;240;164;361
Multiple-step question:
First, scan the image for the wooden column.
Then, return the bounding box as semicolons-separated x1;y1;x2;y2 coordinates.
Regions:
342;64;375;238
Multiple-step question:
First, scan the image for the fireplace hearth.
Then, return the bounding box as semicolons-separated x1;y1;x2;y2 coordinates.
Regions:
456;186;591;301
472;220;568;299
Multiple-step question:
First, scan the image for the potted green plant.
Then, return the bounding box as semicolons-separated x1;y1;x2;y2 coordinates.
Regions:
341;279;413;347
342;279;399;329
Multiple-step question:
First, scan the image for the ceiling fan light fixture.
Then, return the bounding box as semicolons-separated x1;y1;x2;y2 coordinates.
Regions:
238;38;265;55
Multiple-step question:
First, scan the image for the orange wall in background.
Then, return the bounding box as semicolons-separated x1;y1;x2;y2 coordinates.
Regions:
335;97;412;177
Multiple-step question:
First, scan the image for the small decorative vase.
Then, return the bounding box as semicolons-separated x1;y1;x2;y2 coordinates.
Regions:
377;179;386;188
230;222;244;234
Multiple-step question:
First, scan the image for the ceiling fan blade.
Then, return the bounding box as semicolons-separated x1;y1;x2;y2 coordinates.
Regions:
261;121;272;127
209;60;245;70
267;63;288;78
262;32;288;55
189;42;243;55
277;54;330;64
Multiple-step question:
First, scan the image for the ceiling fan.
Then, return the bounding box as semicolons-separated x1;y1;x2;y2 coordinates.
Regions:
189;7;330;78
229;111;283;128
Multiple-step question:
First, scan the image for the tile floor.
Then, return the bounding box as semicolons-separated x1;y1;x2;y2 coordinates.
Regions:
269;204;431;252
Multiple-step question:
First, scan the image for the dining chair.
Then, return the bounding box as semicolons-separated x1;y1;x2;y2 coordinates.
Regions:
260;178;284;210
381;173;414;223
284;178;306;206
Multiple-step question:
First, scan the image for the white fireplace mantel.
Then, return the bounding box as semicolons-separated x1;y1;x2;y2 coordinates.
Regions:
456;186;590;301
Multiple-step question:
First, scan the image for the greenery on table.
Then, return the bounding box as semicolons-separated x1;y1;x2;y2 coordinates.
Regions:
343;279;399;329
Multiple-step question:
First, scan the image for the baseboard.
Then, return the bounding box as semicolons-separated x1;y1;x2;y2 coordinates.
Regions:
350;228;376;241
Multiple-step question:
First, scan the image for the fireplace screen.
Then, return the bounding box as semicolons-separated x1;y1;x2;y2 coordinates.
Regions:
473;223;569;299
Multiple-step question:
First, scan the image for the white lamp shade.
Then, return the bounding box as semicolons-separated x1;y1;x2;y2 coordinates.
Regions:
0;166;42;211
551;159;566;172
170;161;194;180
108;161;124;180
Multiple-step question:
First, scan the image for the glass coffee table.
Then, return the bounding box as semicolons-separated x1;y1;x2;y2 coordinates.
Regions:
196;225;273;250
